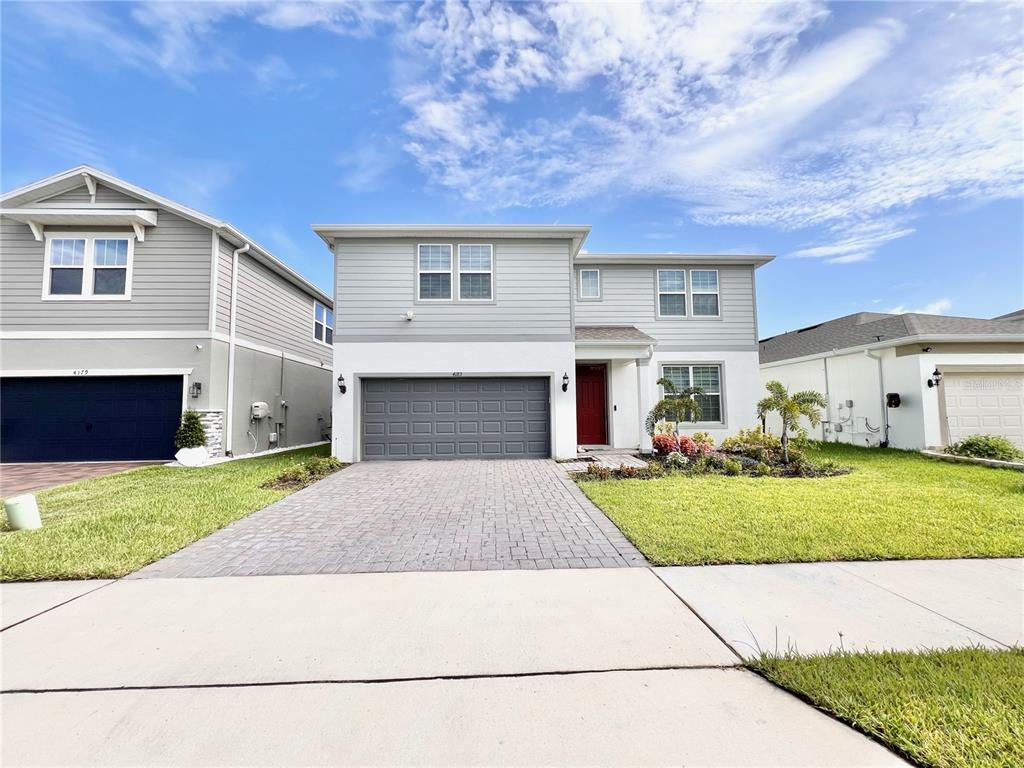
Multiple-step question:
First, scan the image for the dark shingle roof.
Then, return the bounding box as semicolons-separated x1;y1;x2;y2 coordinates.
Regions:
576;325;655;343
759;312;1024;364
993;308;1024;322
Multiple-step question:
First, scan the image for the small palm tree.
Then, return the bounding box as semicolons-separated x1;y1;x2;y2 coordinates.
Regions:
645;377;704;437
756;380;827;463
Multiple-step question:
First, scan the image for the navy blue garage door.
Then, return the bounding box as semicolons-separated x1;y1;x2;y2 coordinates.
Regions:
1;376;183;462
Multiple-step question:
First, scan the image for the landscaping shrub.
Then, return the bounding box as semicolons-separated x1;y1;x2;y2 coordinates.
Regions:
664;451;689;470
754;461;773;477
174;410;207;450
945;434;1024;462
722;458;743;476
652;433;679;455
691;431;716;448
720;428;788;463
262;455;344;489
585;464;613;480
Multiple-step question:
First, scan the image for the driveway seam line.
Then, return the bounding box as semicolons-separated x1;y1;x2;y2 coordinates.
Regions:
0;579;120;633
832;562;1011;649
1;663;741;694
647;567;745;662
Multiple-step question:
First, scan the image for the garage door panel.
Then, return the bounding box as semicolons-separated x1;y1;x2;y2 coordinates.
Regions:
944;372;1024;449
1;375;182;462
362;377;550;460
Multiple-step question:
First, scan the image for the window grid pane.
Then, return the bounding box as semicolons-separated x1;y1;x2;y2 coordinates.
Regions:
691;365;720;393
50;268;84;295
692;294;720;316
50;239;86;266
697;394;722;422
659;294;686;316
314;323;324;342
658;270;685;292
93;268;127;295
662;365;690;392
419;272;451;300
581;270;599;298
94;239;129;266
460;273;492;300
418;245;452;271
458;245;491;271
690;270;718;292
315;303;324;323
326;308;334;327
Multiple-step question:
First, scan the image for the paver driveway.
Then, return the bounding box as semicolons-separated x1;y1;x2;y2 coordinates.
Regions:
134;460;646;578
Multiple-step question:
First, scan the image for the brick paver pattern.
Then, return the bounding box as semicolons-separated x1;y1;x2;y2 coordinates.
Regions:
0;461;159;497
133;460;647;578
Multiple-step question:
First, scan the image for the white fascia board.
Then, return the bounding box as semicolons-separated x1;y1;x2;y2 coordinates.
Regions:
312;224;592;257
759;334;1024;369
576;252;775;268
575;343;654;361
211;332;332;369
1;208;158;228
1;165;332;307
0;330;213;340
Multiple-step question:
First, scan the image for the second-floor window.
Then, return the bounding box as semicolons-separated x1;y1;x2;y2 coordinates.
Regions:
691;270;720;317
418;244;453;300
458;244;492;300
657;269;686;317
579;268;600;299
44;234;133;300
314;301;333;344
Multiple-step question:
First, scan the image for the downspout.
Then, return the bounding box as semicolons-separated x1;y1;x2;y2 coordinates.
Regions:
822;355;832;442
863;349;889;447
224;241;250;456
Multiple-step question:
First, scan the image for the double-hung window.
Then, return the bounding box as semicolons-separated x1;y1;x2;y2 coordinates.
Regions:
44;234;133;299
691;270;720;317
458;244;492;300
657;269;686;317
579;268;600;299
660;364;724;423
314;301;334;344
418;244;453;300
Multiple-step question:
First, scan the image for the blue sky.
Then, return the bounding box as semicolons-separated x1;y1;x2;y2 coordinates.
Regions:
3;1;1021;337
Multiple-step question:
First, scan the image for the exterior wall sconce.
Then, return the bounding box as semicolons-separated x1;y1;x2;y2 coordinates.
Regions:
926;368;943;388
189;381;202;399
337;373;347;394
561;372;569;392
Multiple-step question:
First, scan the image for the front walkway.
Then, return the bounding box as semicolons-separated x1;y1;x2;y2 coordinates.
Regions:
0;461;157;497
134;460;646;578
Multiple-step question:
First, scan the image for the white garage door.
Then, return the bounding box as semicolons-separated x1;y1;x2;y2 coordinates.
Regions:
944;372;1024;448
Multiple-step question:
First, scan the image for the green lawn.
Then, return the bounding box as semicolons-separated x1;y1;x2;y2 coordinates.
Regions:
578;443;1024;565
753;648;1024;768
1;445;331;581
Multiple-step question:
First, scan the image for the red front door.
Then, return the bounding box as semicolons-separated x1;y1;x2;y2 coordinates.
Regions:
576;363;608;445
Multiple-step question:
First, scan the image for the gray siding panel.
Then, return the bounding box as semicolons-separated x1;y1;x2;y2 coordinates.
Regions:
573;264;758;348
234;253;329;361
335;238;573;339
0;211;211;331
34;183;150;208
215;236;234;335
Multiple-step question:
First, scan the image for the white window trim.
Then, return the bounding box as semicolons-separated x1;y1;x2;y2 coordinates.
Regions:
416;243;454;302
578;268;601;300
659;363;725;425
456;244;494;302
656;268;686;318
690;269;721;318
313;300;334;347
42;232;135;301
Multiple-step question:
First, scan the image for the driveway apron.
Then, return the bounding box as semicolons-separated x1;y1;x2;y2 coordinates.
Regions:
133;459;646;577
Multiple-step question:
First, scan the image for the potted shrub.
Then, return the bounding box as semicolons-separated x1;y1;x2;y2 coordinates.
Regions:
174;410;208;467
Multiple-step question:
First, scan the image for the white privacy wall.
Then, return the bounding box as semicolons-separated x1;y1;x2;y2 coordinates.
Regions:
333;340;578;462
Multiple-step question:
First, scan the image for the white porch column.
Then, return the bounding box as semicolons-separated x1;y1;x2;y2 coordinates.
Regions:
637;355;654;453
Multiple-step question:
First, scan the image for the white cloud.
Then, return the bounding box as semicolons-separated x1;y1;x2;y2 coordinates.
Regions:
887;298;953;315
789;224;916;264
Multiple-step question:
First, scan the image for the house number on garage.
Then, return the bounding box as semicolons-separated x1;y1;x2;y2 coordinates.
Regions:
452;372;463;377
72;369;90;376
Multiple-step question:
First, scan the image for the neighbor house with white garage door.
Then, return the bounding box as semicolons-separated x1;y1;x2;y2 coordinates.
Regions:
0;166;333;462
314;224;772;462
759;311;1024;450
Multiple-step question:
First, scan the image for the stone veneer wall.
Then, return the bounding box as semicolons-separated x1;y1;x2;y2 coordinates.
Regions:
196;410;225;457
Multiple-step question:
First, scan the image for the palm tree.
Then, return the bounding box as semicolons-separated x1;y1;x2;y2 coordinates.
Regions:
756;380;827;463
645;377;704;437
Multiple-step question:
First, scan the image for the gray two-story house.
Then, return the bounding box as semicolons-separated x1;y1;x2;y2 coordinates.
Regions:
314;224;771;462
1;166;333;462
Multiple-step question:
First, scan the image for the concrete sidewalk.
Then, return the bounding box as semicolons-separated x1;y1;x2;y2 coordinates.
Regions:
0;567;906;766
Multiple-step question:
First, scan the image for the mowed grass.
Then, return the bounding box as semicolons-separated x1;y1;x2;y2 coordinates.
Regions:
1;445;330;581
753;648;1024;768
578;443;1024;565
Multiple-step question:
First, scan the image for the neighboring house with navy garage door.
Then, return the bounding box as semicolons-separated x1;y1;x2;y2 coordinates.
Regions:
313;224;773;462
758;310;1024;450
0;166;333;463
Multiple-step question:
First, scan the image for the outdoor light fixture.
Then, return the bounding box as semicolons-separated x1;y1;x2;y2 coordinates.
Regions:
926;368;943;389
189;381;202;399
337;373;347;394
561;372;569;392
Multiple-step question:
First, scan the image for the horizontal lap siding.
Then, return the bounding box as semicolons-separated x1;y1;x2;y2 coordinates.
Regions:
34;183;146;208
215;237;234;335
574;264;758;348
335;238;572;339
0;208;211;331
234;253;327;361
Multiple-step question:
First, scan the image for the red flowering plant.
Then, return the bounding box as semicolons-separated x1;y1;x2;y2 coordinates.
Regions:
651;433;679;456
676;435;701;458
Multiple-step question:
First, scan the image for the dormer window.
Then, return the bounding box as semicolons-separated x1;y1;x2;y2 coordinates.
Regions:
43;233;133;300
